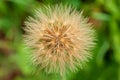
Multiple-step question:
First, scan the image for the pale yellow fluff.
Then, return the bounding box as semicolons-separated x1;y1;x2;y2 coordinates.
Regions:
23;4;95;75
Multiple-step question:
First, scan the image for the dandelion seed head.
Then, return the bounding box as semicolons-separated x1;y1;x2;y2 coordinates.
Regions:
23;4;96;75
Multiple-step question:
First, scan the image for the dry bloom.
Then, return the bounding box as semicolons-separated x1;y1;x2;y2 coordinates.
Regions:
23;5;95;75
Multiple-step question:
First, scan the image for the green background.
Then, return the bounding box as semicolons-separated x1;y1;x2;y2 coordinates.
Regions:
0;0;120;80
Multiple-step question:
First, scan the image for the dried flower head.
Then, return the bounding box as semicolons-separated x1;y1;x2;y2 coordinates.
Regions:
23;5;95;75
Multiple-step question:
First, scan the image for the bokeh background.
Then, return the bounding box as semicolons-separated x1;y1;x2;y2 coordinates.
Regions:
0;0;120;80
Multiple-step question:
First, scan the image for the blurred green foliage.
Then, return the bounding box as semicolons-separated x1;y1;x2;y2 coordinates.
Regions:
0;0;120;80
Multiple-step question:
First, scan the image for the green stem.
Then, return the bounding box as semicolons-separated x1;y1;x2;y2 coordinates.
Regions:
61;73;66;80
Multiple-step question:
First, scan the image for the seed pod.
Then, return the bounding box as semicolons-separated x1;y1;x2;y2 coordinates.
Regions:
23;4;96;75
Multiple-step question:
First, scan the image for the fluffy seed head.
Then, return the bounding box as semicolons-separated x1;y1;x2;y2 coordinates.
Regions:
23;5;95;75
